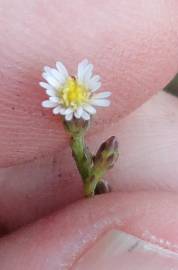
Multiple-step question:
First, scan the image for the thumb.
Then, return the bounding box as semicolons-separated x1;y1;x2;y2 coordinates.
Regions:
1;192;178;269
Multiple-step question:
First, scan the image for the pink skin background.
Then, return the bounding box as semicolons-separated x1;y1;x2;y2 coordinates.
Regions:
0;0;178;268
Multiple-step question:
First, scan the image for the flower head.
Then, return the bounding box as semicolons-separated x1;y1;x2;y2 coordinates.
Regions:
40;59;111;121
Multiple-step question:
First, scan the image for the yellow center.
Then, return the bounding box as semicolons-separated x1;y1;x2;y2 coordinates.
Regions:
60;78;89;109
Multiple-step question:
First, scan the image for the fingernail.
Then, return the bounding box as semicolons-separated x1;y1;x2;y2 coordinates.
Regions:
74;230;178;269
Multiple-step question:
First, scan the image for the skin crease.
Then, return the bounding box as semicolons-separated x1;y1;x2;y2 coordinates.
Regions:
0;0;178;269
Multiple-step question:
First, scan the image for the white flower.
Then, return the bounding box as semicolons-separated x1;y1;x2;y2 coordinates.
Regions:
40;59;111;121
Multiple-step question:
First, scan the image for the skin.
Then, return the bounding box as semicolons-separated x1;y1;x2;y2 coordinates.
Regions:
0;0;178;268
1;192;178;269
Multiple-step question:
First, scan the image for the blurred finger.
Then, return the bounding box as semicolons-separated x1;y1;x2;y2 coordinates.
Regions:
1;192;178;269
0;0;178;166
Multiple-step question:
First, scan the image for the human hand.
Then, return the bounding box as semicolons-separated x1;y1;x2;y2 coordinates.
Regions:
0;0;178;269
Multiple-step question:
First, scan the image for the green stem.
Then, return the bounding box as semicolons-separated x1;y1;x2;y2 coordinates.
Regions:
66;121;118;197
70;132;92;182
84;166;106;197
70;132;105;197
70;132;110;197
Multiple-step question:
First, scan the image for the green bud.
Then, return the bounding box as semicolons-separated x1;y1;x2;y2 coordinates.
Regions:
94;136;119;170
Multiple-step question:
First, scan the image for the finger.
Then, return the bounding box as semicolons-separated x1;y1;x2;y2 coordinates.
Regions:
1;0;178;167
1;91;178;233
95;91;178;191
1;192;178;269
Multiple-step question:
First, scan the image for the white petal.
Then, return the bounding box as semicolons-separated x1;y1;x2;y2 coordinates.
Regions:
64;108;73;115
90;81;101;92
42;73;60;89
83;64;93;79
59;108;67;115
83;67;94;87
82;64;93;83
77;60;93;84
56;62;68;78
44;66;66;85
77;59;89;79
92;91;111;99
90;99;111;107
39;82;54;91
53;106;67;115
81;111;90;121
65;112;73;121
49;96;60;103
74;111;79;119
83;104;96;114
46;89;56;97
53;106;62;115
44;66;51;74
74;107;83;119
91;75;100;82
41;100;58;108
50;68;66;84
78;59;89;68
86;75;101;91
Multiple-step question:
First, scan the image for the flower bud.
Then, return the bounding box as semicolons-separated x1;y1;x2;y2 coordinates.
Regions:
94;136;119;170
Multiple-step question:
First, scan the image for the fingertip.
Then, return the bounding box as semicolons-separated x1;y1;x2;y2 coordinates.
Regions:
0;0;178;166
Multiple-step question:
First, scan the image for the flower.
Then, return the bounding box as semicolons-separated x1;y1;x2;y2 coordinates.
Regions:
40;59;111;121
